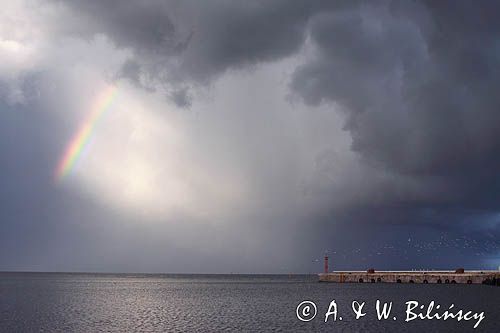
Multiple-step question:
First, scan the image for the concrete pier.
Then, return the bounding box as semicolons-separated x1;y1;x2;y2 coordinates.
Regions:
319;270;500;285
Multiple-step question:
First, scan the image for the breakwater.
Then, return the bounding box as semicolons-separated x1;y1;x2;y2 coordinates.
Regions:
319;270;500;285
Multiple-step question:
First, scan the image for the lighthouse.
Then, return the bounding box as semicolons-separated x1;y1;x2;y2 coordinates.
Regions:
324;255;329;273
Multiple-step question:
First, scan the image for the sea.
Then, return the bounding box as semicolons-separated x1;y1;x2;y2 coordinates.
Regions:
0;273;498;332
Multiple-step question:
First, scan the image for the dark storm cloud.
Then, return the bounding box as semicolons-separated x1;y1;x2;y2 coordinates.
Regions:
59;0;350;106
290;1;500;216
60;0;500;188
61;0;319;79
1;0;499;272
292;1;500;173
57;0;500;241
291;0;500;268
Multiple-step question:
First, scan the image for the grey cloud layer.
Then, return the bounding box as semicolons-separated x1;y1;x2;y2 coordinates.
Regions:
60;1;342;88
61;0;500;179
58;0;500;226
1;0;499;272
292;1;500;219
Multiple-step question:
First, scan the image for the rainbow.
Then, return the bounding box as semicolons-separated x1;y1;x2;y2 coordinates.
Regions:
55;85;118;181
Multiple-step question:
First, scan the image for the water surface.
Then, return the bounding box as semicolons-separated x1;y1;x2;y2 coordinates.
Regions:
0;273;498;332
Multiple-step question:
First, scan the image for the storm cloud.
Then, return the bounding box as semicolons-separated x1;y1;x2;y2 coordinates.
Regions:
0;0;499;272
62;0;500;196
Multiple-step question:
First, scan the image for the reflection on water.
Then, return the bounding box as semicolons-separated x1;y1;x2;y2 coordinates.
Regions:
0;273;498;332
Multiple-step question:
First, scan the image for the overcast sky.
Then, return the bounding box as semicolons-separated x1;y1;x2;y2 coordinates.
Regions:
1;0;499;273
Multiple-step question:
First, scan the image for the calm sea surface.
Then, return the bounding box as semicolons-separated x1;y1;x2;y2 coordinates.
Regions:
0;273;498;332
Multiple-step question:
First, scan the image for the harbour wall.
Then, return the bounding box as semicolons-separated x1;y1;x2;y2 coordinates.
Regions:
318;271;500;285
